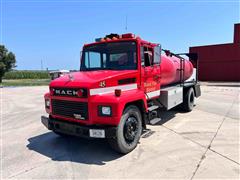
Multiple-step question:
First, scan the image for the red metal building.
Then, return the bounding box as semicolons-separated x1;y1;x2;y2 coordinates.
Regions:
189;24;240;81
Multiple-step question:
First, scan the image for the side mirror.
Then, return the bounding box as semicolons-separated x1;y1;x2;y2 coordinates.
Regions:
153;45;161;64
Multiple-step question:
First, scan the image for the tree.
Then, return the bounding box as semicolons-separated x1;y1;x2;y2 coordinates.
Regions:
0;45;16;83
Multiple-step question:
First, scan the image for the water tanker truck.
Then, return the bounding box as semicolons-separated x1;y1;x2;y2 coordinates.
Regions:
41;33;201;154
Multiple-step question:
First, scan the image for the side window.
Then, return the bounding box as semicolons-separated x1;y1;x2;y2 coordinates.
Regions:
141;46;153;67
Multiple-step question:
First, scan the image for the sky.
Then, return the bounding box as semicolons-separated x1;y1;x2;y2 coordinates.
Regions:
1;0;239;70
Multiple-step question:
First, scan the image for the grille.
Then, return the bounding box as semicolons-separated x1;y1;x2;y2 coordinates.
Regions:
52;99;88;120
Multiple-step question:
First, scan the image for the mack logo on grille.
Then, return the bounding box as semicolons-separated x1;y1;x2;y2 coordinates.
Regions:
54;89;78;96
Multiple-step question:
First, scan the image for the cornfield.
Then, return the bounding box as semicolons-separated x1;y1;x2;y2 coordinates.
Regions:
3;70;50;79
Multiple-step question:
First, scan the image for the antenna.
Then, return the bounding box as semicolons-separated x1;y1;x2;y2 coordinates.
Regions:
41;60;43;70
125;15;128;31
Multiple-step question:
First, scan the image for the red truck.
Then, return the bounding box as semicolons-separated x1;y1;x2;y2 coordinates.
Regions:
41;33;201;154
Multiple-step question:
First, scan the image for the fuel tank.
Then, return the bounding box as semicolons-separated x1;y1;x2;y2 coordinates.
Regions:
160;54;193;86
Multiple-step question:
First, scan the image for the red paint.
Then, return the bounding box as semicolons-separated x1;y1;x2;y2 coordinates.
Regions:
190;23;240;81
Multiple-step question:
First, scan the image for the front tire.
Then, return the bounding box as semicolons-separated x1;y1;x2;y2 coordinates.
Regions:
108;105;142;154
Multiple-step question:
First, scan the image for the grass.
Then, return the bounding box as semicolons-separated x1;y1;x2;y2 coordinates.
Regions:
1;79;50;87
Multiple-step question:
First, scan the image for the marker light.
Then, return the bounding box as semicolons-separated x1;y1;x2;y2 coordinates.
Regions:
122;33;135;38
115;89;121;97
112;37;118;40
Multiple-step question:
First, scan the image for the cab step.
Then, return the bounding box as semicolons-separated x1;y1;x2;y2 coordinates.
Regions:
147;105;159;112
150;118;161;125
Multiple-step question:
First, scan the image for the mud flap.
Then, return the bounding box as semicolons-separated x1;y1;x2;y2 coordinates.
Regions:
194;83;201;98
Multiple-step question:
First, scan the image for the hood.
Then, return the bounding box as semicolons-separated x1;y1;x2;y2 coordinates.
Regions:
50;70;138;89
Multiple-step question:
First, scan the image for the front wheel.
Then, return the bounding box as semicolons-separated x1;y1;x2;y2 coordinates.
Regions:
108;105;142;154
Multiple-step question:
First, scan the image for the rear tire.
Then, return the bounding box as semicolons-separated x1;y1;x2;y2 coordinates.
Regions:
108;105;142;154
182;87;195;112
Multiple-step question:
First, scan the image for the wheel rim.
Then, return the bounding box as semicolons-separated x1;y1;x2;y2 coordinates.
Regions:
123;116;139;144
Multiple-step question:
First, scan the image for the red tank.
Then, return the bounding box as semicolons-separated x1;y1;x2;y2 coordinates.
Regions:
160;54;193;86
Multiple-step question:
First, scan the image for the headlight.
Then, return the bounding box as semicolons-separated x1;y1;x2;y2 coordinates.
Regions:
98;106;112;116
45;99;50;108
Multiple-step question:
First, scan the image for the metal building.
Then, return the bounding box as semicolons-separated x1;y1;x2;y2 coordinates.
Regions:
189;24;240;81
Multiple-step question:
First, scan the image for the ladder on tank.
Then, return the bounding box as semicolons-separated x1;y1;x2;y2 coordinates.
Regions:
179;57;185;87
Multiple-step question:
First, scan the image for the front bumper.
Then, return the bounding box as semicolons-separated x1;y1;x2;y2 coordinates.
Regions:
41;116;116;138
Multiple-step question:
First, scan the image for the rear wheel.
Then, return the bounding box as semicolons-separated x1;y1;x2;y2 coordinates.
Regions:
108;105;142;154
182;87;195;112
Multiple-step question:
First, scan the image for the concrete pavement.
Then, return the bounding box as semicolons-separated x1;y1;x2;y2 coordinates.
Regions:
1;84;239;179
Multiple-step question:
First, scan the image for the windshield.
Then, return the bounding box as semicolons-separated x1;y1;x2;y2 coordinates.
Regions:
80;41;137;71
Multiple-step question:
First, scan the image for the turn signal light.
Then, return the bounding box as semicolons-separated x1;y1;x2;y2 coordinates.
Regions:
115;89;121;97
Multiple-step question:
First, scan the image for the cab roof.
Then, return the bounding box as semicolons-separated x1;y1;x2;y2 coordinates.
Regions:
83;33;158;47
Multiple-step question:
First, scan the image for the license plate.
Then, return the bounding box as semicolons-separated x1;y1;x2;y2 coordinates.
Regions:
89;129;105;138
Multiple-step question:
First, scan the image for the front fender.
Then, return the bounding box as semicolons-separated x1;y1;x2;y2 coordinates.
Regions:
89;89;147;125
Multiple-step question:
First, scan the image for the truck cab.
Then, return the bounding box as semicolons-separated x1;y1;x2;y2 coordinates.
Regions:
41;33;201;154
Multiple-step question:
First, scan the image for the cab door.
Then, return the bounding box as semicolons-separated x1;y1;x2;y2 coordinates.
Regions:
140;44;161;99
